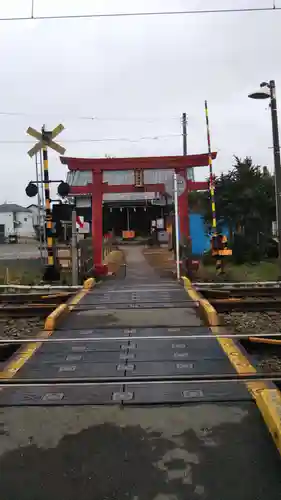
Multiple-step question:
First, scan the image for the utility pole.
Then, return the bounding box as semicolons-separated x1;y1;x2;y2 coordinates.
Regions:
269;80;281;273
71;208;79;285
174;172;180;281
249;80;281;274
182;112;187;156
182;112;194;181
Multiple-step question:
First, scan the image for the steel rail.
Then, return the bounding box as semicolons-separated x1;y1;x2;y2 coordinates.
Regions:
46;300;199;305
199;287;281;297
194;281;281;287
0;305;59;318
0;285;82;290
0;293;74;304
209;298;281;312
1;332;281;343
0;373;281;387
0;300;199;307
0;303;201;317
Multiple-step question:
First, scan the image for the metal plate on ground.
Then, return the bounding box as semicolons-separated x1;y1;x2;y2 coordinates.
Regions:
40;340;128;353
0;385;124;406
84;289;186;295
99;286;183;293
130;337;225;354
57;327;131;336
81;297;189;306
82;302;197;310
82;292;188;304
126;359;236;376
131;338;225;354
33;351;123;364
133;326;212;336
45;326;212;342
0;382;253;406
17;363;126;379
64;326;211;337
131;348;225;361
123;382;253;404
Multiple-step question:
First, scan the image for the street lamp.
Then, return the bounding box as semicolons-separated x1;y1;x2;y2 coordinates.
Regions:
249;80;281;272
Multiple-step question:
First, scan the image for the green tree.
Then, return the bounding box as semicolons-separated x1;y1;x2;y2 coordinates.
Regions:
200;156;275;237
192;157;276;261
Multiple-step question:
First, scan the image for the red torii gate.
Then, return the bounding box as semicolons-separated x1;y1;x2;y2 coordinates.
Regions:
61;153;217;269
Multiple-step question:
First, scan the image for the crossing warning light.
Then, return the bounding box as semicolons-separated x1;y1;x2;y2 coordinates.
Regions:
57;181;70;197
134;169;144;187
25;182;38;198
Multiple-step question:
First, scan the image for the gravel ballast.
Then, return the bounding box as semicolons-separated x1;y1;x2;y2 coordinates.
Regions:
0;317;44;341
221;311;281;373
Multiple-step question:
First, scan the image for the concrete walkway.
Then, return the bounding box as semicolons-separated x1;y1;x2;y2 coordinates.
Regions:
122;245;160;283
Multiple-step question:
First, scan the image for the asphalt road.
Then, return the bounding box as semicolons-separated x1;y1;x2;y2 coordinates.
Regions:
0;404;280;500
0;243;41;260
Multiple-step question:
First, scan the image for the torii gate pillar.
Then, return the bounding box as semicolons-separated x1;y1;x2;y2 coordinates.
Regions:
178;168;189;241
92;170;103;271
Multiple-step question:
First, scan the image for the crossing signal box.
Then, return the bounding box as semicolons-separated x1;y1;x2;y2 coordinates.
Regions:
211;234;232;256
134;169;144;188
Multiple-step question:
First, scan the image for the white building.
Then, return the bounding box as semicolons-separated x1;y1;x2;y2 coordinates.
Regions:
0;203;35;240
27;204;44;228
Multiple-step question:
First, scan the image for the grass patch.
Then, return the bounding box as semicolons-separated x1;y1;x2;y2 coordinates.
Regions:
0;259;43;285
104;250;125;274
199;260;279;282
143;247;175;277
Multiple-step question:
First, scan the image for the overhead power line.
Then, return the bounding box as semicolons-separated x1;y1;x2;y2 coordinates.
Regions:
0;6;280;22
0;111;180;123
0;133;182;144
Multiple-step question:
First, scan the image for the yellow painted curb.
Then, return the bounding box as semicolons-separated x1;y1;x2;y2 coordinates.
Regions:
182;276;281;456
44;303;69;331
256;389;281;453
0;328;53;380
44;277;95;327
83;277;95;290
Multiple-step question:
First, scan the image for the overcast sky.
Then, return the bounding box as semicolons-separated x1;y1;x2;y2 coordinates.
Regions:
0;0;280;204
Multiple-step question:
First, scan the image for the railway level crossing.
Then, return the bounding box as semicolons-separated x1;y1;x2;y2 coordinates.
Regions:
0;247;280;499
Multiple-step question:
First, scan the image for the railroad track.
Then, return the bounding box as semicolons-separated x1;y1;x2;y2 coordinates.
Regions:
0;292;74;304
0;292;74;317
197;286;281;298
195;283;281;312
2;286;281;316
2;289;281;317
0;303;58;318
209;298;281;312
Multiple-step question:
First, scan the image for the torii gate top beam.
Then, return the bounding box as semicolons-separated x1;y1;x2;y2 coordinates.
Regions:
60;153;217;171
